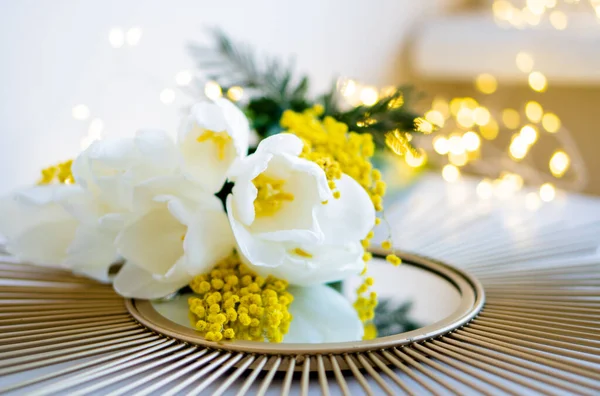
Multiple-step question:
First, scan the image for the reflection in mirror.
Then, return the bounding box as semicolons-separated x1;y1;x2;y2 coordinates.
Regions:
151;257;462;344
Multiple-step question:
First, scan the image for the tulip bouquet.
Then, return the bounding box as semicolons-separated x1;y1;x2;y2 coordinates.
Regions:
0;33;428;344
0;98;408;343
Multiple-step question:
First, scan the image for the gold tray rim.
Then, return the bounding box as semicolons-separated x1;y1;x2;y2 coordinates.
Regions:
125;251;485;355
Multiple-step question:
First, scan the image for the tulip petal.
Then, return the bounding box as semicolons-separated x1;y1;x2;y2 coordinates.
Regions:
9;220;78;266
284;284;363;343
316;174;376;245
116;204;186;277
256;133;303;156
213;98;250;156
113;261;188;299
64;223;119;282
226;196;286;268
178;99;249;193
183;208;235;276
245;241;364;286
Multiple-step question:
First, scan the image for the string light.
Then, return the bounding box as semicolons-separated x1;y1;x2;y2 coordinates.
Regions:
341;80;356;97
539;183;556;202
160;88;175;104
442;164;460;182
549;10;568;30
516;52;534;73
456;108;475;128
502;172;524;191
227;86;244;102
475;74;498;94
476;179;494;199
525;101;543;123
542;112;561;133
509;135;529;160
108;28;125;48
473;107;491;126
480;119;499;140
449;151;468;166
549;150;570;177
449;98;463;116
360;87;379;106
525;192;542;211
433;136;449;155
462;131;481;151
72;104;90;120
126;27;143;46
526;0;546;15
431;97;450;119
175;70;193;86
448;134;465;155
528;71;548;92
502;108;521;129
493;0;514;21
405;149;427;168
204;81;222;100
425;110;445;127
520;124;539;145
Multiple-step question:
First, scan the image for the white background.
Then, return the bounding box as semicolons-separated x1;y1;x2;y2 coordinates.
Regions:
0;0;457;195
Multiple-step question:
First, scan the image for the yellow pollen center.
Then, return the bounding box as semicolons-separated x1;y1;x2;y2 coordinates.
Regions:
291;248;313;258
196;130;232;160
253;174;294;217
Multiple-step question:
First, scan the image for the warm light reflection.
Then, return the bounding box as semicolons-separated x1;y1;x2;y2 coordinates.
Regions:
542;112;561;133
476;179;493;199
462;131;481;151
520;125;539;145
480;119;499;140
425;110;445;127
525;101;543;123
360;87;379;106
473;107;491;126
227;86;244;102
433;136;449;155
528;71;548;92
539;183;556;202
456;108;475;128
509;135;529;160
442;164;460;182
448;134;465;155
502;108;521;129
525;192;542;211
516;52;534;73
475;74;498;94
405;149;427;168
549;10;568;30
432;97;450;119
204;81;222;100
549;150;570;177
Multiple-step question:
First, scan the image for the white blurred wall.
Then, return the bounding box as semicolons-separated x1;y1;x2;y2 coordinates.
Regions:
0;0;457;194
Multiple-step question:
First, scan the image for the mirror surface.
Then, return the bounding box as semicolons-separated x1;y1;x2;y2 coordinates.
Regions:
151;257;462;344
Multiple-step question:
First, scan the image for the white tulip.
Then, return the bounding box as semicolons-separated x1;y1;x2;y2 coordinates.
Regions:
113;175;235;299
178;98;249;193
0;185;80;267
227;133;376;286
59;129;180;282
